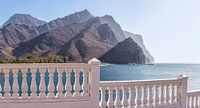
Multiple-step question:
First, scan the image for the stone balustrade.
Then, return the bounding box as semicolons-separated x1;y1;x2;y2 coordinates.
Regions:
0;58;101;108
99;75;188;108
187;90;200;108
0;58;199;108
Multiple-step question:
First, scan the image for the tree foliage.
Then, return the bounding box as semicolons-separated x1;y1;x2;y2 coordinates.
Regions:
0;55;68;63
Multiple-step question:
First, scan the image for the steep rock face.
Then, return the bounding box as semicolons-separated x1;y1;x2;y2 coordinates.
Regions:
37;9;94;33
0;24;40;47
99;15;125;42
59;18;118;62
123;31;154;63
99;38;146;64
3;14;46;27
13;23;86;57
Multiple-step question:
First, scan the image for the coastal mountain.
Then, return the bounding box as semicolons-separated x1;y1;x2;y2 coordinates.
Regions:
58;18;118;62
99;15;154;63
99;38;145;64
3;14;46;27
0;10;154;64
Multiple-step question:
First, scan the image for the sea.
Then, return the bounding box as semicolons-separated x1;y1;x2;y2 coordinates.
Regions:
100;63;200;91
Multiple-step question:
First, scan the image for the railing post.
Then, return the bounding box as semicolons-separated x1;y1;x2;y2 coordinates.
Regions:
177;74;188;108
88;58;100;108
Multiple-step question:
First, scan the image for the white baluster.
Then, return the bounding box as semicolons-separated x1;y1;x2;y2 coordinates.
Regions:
48;69;55;98
195;96;198;108
22;69;28;98
31;69;37;98
66;69;72;97
101;87;107;108
191;96;194;108
4;70;10;99
171;84;175;104
160;84;165;105
57;69;63;98
149;85;154;107
136;85;141;107
129;86;135;107
13;72;18;98
74;69;80;97
108;87;115;107
122;86;129;107
143;85;148;107
166;84;170;105
197;94;200;108
115;87;121;107
40;69;46;98
155;85;159;106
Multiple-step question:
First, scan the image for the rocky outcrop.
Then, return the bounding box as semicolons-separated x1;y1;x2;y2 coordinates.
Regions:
3;14;46;27
123;31;154;63
99;38;146;64
99;15;154;63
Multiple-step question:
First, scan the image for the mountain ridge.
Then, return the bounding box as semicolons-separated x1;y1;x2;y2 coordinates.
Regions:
0;10;154;64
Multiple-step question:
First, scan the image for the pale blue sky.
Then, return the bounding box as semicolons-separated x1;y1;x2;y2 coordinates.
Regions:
0;0;199;63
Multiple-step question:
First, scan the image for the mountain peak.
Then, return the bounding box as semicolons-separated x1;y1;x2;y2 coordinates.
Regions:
3;13;47;27
77;9;90;14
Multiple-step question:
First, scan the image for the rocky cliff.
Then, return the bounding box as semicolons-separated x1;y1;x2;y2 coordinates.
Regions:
99;38;146;64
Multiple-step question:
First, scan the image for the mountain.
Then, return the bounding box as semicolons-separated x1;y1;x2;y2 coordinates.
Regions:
37;9;94;33
13;23;86;57
3;14;46;27
123;31;154;63
0;10;154;64
99;15;154;63
99;38;146;64
58;18;118;62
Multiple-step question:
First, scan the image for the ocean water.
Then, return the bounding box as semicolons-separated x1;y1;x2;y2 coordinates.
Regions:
100;63;200;91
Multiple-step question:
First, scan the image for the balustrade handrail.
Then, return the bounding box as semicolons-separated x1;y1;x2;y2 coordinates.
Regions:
100;77;181;86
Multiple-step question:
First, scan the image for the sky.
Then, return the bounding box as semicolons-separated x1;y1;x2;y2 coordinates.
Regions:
0;0;200;63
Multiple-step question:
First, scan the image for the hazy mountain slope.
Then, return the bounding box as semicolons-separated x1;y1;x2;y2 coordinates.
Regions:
3;14;46;27
0;24;40;47
99;15;125;42
99;38;145;64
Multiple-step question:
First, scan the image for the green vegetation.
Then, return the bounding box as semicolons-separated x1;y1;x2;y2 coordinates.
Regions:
0;55;69;63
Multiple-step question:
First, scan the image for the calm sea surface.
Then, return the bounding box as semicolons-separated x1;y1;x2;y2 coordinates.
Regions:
100;64;200;91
